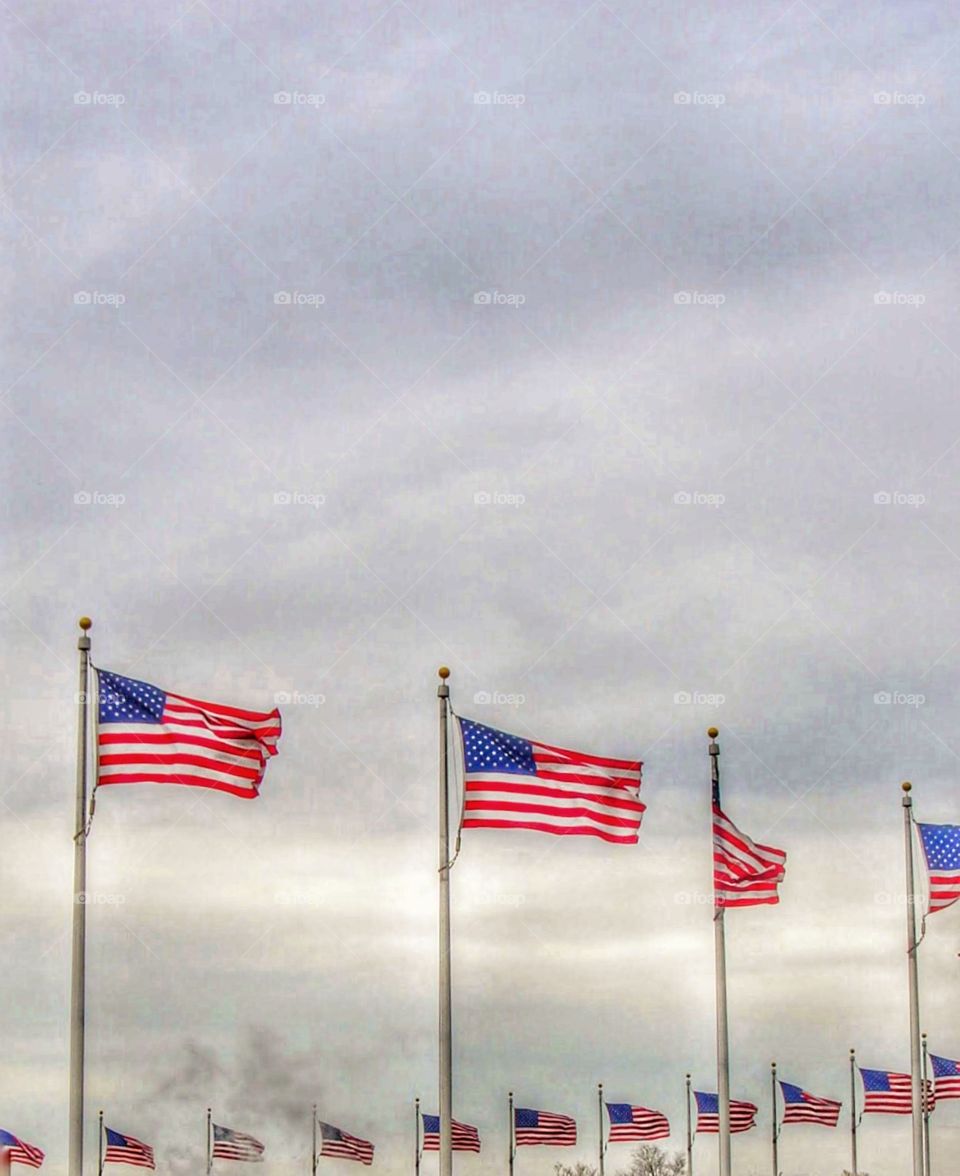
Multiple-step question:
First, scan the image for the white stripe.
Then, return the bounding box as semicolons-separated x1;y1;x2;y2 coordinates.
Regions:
98;761;259;791
466;791;640;825
465;776;643;810
100;733;261;770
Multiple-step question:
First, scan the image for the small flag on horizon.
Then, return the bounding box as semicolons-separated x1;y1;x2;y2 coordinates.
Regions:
317;1122;374;1166
713;805;786;907
458;717;643;844
859;1069;933;1115
421;1116;480;1153
605;1103;670;1142
513;1108;577;1146
211;1126;265;1162
96;669;281;799
103;1129;155;1169
779;1083;842;1127
0;1134;43;1169
917;823;960;915
931;1054;960;1101
694;1092;757;1134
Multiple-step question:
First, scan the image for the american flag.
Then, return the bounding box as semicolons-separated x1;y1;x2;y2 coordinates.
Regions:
713;805;786;907
859;1069;933;1114
917;823;960;915
458;718;643;844
211;1125;265;1162
513;1109;577;1146
605;1103;669;1142
421;1116;480;1153
317;1122;374;1165
694;1092;757;1134
931;1055;960;1101
96;669;281;799
779;1083;841;1127
0;1133;43;1169
103;1129;155;1169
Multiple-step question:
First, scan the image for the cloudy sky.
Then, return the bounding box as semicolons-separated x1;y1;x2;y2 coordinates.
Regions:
3;2;960;1175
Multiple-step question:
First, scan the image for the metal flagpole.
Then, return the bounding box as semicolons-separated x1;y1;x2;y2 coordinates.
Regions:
207;1108;212;1176
708;727;732;1176
438;668;453;1176
770;1063;778;1176
69;616;92;1176
508;1092;514;1176
415;1099;420;1176
922;1035;931;1176
597;1084;604;1176
903;782;924;1176
685;1074;693;1176
98;1110;104;1176
849;1050;859;1176
312;1105;318;1176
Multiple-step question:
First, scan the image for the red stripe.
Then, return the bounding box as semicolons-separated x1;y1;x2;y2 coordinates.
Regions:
466;779;644;812
532;741;640;771
532;769;643;792
463;817;638;844
98;774;259;798
99;731;263;760
166;694;281;725
99;752;260;780
464;799;641;829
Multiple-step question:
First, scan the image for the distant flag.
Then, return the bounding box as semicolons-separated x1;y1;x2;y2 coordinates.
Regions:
694;1092;757;1134
931;1055;960;1101
317;1123;374;1166
211;1126;265;1162
457;717;643;844
96;669;281;798
103;1129;155;1169
917;823;960;915
513;1108;577;1146
421;1116;480;1153
605;1103;670;1142
779;1083;841;1127
859;1069;933;1115
0;1134;43;1169
713;806;786;907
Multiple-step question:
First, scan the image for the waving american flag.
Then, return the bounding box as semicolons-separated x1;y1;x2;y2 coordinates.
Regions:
605;1103;669;1142
917;823;960;915
713;805;786;907
0;1133;43;1169
779;1083;841;1127
694;1092;757;1134
103;1129;155;1169
421;1116;480;1153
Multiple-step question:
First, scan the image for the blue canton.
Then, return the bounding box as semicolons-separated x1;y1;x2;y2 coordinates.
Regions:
919;823;960;869
460;718;535;775
98;670;165;724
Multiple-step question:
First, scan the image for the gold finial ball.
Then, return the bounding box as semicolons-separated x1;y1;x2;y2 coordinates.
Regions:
902;781;912;792
438;666;451;680
707;726;719;738
78;617;92;631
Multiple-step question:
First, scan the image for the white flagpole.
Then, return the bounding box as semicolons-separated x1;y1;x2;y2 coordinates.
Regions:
313;1105;318;1176
685;1074;693;1176
207;1108;212;1176
922;1034;931;1176
708;727;732;1176
770;1062;779;1176
69;617;92;1176
438;667;453;1176
903;782;924;1176
849;1049;859;1176
597;1084;604;1176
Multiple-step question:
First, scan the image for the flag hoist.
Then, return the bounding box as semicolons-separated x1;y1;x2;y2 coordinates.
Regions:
437;668;454;1176
901;782;924;1176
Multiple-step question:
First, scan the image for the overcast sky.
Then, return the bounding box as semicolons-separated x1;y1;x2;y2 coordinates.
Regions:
3;2;960;1176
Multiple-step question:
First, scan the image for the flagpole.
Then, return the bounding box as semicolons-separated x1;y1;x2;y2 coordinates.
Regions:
415;1098;420;1176
313;1105;318;1176
207;1108;212;1176
770;1062;778;1176
69;616;92;1176
508;1092;514;1176
708;727;732;1176
903;782;924;1176
849;1049;858;1176
437;667;453;1176
597;1084;604;1176
98;1110;104;1176
922;1035;931;1176
685;1074;693;1176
